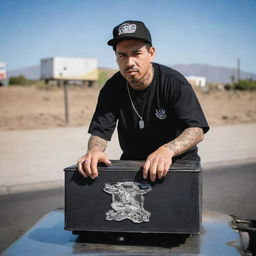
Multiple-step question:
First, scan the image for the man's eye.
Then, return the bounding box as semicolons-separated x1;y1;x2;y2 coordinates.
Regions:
133;52;142;57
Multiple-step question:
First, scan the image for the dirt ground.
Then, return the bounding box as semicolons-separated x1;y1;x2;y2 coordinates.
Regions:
0;85;256;131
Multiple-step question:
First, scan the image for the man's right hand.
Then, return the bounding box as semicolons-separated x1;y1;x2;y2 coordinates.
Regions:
77;150;111;179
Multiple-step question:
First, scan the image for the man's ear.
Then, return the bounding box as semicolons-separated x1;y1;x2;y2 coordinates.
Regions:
149;47;156;60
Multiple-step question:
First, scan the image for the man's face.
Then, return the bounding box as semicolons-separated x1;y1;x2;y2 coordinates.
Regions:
115;39;155;86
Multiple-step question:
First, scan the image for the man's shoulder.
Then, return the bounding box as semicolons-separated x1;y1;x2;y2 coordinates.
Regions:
101;71;124;90
107;71;124;83
154;63;189;85
100;71;125;94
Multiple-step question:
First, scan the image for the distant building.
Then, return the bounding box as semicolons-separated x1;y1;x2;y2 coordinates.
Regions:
40;57;98;86
186;76;206;87
0;62;7;86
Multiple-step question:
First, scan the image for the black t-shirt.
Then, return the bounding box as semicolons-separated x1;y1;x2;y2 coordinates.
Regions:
88;63;209;161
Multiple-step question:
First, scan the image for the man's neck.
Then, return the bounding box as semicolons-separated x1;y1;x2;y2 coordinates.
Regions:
129;64;154;90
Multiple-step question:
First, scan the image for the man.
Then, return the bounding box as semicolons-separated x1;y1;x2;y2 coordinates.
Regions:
78;20;209;182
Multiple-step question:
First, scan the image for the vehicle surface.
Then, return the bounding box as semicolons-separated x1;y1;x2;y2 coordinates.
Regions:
3;209;255;255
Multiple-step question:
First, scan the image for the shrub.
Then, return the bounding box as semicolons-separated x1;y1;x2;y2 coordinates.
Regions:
98;71;109;88
224;83;233;90
234;79;256;90
9;75;34;86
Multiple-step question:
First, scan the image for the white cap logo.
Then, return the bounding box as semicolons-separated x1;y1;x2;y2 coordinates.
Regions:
118;23;137;35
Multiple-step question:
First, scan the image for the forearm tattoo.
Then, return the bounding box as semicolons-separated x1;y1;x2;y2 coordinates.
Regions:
164;127;204;157
88;135;107;152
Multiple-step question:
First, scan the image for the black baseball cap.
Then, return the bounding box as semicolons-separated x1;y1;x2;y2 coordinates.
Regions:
107;20;152;47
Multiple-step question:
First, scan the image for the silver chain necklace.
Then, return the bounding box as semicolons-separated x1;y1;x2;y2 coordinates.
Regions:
126;82;145;129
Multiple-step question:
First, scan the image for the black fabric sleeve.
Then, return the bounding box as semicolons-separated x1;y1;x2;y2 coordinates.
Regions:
172;81;209;134
88;81;118;141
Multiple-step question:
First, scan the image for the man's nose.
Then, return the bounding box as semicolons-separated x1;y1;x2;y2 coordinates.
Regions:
126;56;135;67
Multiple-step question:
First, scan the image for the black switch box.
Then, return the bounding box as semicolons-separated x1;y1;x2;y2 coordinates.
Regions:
64;160;202;234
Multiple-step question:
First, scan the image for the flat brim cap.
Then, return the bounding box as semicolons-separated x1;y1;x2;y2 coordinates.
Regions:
107;20;152;46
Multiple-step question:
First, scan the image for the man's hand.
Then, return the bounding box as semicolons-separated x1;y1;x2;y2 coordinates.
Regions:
77;135;111;179
78;149;111;179
143;127;204;182
143;146;174;182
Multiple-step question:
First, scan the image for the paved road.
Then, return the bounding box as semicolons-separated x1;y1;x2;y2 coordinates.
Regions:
1;124;256;194
1;161;256;253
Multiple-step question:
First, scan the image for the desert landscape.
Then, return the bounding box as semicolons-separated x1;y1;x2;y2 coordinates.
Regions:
0;84;256;131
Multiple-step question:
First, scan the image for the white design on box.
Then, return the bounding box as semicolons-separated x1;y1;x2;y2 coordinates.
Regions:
103;181;152;223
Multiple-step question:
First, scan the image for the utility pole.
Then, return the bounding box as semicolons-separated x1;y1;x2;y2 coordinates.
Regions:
64;81;69;125
60;71;69;125
237;58;240;84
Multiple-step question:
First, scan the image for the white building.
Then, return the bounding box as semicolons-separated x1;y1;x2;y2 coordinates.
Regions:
186;76;206;87
0;62;7;86
40;57;98;86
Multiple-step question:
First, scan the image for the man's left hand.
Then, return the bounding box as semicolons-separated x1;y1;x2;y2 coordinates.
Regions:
143;146;174;182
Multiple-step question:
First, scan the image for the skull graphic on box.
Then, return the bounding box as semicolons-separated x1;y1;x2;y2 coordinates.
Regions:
103;181;152;223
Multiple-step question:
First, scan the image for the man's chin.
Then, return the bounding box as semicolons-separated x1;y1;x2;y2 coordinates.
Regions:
131;78;139;84
126;75;139;84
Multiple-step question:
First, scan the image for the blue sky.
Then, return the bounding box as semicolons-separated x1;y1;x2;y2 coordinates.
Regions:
0;0;255;73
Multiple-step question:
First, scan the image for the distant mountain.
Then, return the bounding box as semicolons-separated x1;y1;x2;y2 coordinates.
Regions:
7;63;256;83
171;63;256;83
7;65;40;80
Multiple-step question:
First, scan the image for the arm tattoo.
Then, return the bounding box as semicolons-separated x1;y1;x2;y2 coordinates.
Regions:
164;127;204;157
88;135;107;152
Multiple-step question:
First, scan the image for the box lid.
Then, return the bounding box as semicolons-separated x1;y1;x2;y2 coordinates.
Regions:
64;160;201;173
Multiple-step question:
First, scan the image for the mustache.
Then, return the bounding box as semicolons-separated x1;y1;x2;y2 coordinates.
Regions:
125;67;139;72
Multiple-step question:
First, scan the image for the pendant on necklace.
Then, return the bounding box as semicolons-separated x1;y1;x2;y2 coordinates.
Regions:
139;120;144;129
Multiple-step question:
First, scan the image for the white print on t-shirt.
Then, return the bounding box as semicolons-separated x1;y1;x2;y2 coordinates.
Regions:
155;108;167;120
118;23;137;35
